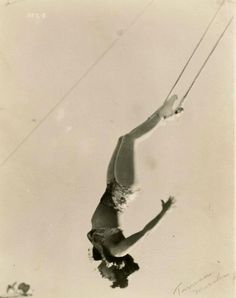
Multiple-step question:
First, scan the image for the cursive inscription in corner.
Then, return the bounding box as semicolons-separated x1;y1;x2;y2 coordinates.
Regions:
173;271;234;296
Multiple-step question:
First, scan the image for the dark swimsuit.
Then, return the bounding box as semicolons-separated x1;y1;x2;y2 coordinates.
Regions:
87;179;140;265
101;178;140;212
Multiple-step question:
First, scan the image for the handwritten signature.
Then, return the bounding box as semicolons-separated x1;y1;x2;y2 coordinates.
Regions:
173;271;235;296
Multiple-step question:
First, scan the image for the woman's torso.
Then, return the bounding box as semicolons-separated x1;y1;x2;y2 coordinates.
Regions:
91;183;120;229
89;180;139;259
87;227;125;260
91;179;139;229
91;202;119;228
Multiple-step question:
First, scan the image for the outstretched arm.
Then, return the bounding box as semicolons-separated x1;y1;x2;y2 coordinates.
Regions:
109;197;175;257
143;197;175;234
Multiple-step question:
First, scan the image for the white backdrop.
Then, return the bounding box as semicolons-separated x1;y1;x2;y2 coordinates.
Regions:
0;0;234;297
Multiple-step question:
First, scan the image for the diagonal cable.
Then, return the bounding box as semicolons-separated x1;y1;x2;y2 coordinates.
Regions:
178;16;233;107
0;0;155;168
164;0;226;103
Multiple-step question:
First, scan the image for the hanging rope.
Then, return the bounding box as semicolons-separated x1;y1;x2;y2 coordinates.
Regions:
177;16;233;108
164;0;226;103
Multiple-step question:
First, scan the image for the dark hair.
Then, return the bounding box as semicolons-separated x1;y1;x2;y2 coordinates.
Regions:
92;246;139;288
92;247;103;260
110;254;139;288
92;245;124;264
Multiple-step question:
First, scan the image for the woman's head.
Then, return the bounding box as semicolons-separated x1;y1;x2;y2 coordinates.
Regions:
97;254;139;288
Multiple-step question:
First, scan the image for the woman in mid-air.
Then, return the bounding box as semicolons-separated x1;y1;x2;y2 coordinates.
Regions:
87;95;183;288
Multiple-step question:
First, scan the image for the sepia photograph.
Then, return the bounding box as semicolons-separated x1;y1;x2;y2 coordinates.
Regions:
0;0;235;297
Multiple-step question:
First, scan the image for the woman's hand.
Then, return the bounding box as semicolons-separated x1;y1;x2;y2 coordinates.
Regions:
158;95;184;119
161;196;175;212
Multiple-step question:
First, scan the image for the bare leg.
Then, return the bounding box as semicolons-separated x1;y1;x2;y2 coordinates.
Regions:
106;94;182;188
106;136;123;184
112;112;162;187
106;112;162;185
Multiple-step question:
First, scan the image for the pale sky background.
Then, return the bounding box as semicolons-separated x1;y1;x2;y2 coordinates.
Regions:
0;0;235;297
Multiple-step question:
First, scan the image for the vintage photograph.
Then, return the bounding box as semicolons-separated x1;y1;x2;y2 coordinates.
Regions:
0;0;234;297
